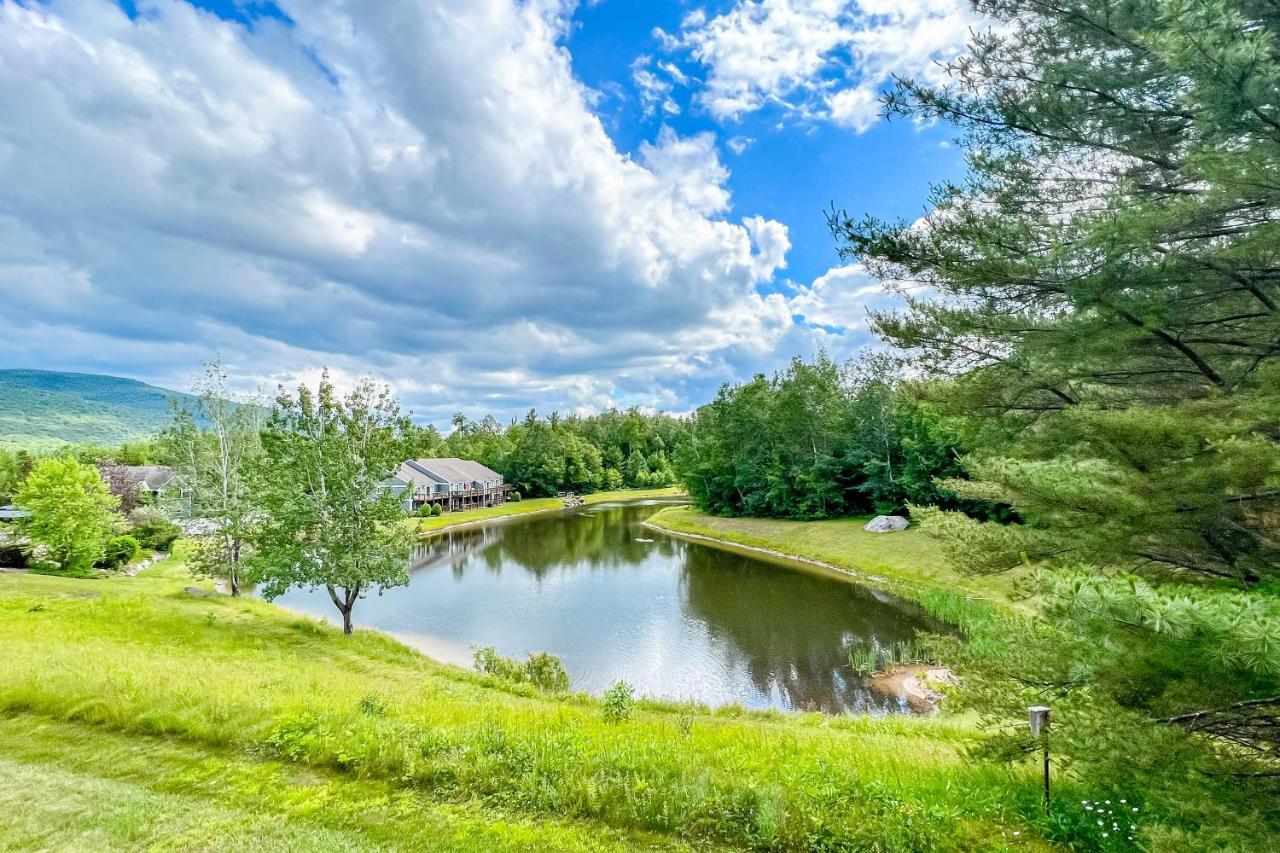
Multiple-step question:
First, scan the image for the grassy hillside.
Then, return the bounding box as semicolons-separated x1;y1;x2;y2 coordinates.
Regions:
0;551;1056;851
0;369;196;451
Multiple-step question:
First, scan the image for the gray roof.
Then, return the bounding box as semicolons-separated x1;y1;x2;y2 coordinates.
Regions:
118;465;182;490
406;458;501;485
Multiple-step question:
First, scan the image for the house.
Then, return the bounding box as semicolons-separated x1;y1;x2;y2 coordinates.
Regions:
100;464;193;516
385;458;507;513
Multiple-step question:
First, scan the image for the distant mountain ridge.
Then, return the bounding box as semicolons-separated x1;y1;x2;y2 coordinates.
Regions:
0;369;197;451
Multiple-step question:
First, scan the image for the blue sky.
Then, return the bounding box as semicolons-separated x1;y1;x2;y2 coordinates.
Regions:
0;0;977;425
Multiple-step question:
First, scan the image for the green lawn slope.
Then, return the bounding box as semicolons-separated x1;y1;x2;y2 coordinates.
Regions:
645;506;1032;613
0;551;1055;851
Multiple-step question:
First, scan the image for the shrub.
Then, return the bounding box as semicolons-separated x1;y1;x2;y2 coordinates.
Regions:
358;694;388;716
416;504;432;518
601;680;633;723
129;515;180;551
101;535;141;569
472;646;570;693
523;651;570;693
430;503;443;516
510;491;521;502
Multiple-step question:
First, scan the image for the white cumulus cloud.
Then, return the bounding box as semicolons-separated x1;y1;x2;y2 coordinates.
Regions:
0;0;813;422
668;0;982;130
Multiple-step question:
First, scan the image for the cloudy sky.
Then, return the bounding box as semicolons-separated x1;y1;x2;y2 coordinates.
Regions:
0;0;976;425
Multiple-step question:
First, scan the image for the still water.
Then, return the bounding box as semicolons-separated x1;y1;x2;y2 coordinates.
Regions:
273;500;948;715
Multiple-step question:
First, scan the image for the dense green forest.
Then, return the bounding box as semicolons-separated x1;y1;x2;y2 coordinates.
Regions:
439;408;687;497
673;352;993;519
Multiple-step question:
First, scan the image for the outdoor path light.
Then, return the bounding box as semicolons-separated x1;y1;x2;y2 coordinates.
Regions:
1029;705;1051;809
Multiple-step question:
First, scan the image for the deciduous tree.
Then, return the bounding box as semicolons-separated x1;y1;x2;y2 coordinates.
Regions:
249;373;413;634
15;457;118;573
164;361;265;596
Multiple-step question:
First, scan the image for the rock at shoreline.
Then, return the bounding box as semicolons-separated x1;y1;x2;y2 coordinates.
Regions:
864;515;909;533
183;586;213;598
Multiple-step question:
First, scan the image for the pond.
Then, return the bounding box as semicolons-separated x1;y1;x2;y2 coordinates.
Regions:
272;500;951;715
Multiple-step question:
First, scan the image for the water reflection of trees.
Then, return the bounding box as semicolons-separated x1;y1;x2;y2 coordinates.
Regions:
410;506;670;580
414;504;675;578
407;504;953;715
679;546;942;714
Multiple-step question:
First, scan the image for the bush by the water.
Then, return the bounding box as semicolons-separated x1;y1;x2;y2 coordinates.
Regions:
601;680;633;723
430;503;443;517
472;645;569;693
510;491;521;502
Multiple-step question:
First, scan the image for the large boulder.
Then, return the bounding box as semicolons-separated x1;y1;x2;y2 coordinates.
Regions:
864;515;909;533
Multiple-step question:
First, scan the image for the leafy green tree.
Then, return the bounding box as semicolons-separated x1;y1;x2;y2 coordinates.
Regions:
249;373;414;635
15;457;119;573
675;352;972;518
164;361;265;597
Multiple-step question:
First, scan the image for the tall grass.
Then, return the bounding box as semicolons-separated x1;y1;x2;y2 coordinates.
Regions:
0;563;1051;851
848;639;930;676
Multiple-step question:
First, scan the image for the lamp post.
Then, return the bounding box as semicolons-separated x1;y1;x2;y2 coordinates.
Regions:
1029;705;1051;810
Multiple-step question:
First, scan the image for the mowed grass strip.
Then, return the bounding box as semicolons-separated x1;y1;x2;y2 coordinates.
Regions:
0;554;1050;850
0;714;683;852
411;487;686;534
645;506;1032;612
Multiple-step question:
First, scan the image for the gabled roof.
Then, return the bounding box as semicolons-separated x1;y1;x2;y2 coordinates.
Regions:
407;458;501;485
120;465;183;490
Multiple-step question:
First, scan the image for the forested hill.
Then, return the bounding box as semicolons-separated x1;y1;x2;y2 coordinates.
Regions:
0;369;196;451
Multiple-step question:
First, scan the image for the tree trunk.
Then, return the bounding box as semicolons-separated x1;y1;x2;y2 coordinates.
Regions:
327;584;359;635
229;541;241;597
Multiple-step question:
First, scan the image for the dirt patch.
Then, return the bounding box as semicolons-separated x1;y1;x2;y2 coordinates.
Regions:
871;666;957;711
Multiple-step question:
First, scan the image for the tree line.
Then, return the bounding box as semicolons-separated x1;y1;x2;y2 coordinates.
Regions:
438;407;685;498
674;351;999;520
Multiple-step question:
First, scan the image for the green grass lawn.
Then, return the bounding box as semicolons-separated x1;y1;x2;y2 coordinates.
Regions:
0;549;1057;851
645;506;1032;613
411;487;685;534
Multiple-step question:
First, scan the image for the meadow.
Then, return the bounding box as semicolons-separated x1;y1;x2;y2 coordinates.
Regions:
0;548;1059;851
